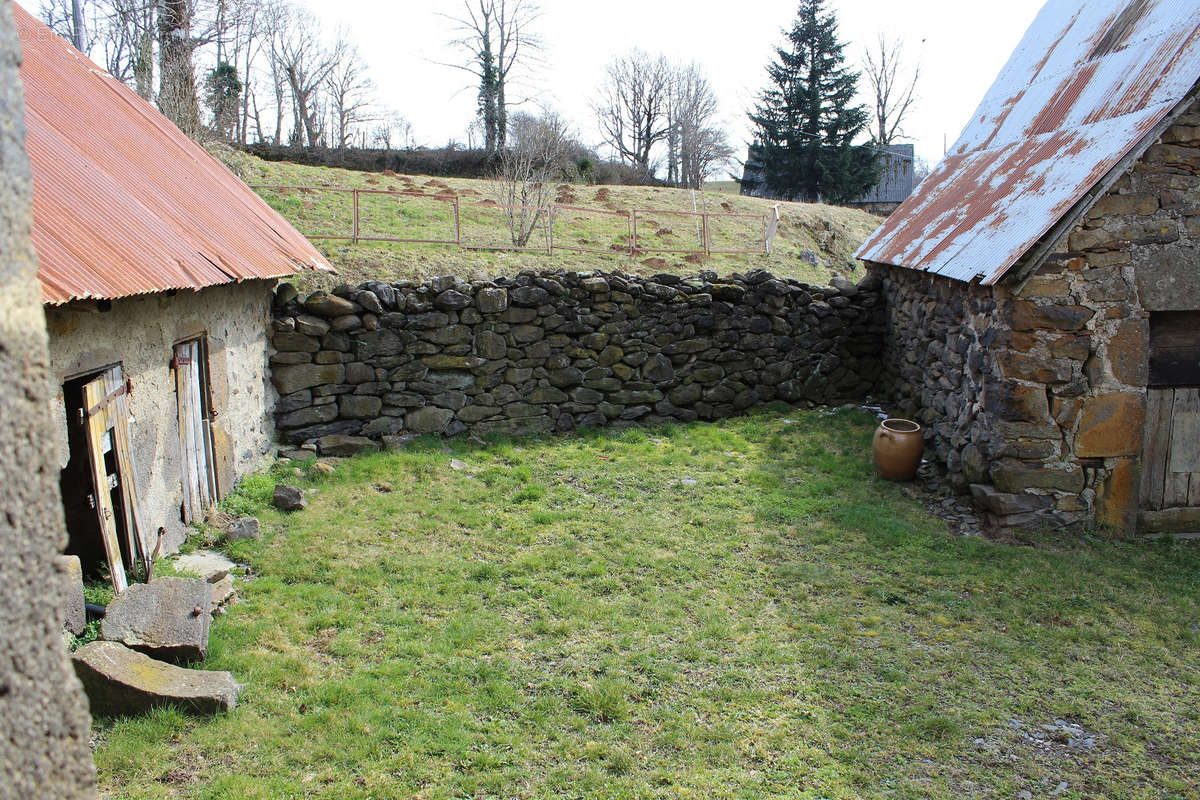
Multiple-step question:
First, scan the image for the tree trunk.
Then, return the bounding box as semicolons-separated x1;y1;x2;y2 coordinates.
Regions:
158;0;199;137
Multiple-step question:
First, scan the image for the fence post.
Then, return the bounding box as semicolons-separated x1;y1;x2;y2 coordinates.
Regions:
351;189;360;244
546;207;554;255
702;213;711;256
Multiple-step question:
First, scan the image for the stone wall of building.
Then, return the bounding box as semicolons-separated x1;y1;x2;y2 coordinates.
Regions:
0;0;97;793
270;269;884;444
876;99;1200;533
45;280;279;556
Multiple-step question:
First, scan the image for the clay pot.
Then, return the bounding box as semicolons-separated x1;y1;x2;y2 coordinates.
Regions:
872;418;924;481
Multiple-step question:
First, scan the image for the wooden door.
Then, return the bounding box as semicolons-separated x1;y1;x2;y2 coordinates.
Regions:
1141;388;1200;532
81;366;144;591
175;339;217;523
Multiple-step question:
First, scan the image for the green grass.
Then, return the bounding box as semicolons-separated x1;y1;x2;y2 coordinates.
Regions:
216;149;882;292
92;407;1200;799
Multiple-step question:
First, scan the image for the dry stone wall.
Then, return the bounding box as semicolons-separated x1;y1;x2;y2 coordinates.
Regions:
270;269;883;444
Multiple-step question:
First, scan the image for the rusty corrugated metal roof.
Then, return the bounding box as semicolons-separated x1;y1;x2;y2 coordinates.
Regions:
856;0;1200;285
14;6;331;305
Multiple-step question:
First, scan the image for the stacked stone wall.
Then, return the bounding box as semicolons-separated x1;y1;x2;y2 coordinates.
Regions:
876;99;1200;533
269;269;884;443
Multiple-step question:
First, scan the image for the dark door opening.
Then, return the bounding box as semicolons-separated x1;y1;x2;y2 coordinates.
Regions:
59;365;145;590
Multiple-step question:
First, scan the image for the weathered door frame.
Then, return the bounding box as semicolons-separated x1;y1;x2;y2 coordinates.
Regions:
77;363;147;591
173;336;218;523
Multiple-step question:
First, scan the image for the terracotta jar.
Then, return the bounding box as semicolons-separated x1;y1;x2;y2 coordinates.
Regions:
872;418;924;481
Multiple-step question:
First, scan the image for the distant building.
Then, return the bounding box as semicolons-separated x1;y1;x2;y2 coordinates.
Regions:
739;142;916;214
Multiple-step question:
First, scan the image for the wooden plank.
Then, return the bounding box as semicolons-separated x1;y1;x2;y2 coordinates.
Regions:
175;342;198;523
190;342;211;509
109;368;147;572
1140;506;1200;534
1141;389;1172;511
83;372;127;592
1166;389;1198;507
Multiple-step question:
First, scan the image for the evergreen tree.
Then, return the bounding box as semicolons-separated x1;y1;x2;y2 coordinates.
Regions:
747;0;879;203
204;62;242;141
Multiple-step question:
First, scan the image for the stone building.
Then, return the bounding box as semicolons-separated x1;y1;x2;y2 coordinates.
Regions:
15;6;329;590
0;1;96;794
858;0;1200;535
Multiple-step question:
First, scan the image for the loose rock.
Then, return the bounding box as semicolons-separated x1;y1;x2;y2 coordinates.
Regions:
225;517;260;543
273;484;306;512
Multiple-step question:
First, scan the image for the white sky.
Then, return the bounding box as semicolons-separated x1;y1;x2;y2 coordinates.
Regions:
303;0;1047;170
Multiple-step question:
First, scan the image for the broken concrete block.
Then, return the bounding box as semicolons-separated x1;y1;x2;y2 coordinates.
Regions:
72;641;240;716
272;484;306;512
226;517;260;542
172;550;234;583
55;555;85;636
101;577;212;662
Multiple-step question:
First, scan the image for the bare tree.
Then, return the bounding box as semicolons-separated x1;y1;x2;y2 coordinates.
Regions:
493;109;572;246
325;37;374;149
665;62;733;188
442;0;541;153
371;111;414;150
862;35;920;146
593;50;672;178
271;5;338;147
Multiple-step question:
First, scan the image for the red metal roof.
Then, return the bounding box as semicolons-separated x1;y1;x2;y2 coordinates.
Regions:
15;6;332;305
857;0;1200;284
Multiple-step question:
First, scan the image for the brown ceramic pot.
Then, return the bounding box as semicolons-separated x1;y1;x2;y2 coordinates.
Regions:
872;418;924;481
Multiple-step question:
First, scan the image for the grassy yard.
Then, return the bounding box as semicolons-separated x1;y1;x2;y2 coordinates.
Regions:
217;149;881;292
93;407;1200;799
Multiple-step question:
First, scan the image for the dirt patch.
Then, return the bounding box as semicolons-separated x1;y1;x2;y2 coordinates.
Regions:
641;257;669;269
684;253;709;265
380;170;397;177
594;188;610;202
721;201;734;212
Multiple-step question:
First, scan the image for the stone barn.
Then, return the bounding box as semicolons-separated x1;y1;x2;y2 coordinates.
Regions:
16;6;330;590
858;0;1200;536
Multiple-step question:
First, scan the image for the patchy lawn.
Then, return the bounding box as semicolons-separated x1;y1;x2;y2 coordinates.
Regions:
92;407;1200;799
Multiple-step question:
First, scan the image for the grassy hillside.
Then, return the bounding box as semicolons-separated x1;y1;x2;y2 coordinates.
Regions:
222;150;882;291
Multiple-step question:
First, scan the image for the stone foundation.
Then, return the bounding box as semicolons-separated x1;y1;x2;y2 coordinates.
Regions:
270;269;884;442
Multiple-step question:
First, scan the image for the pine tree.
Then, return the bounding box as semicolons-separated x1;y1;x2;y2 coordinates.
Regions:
747;0;879;204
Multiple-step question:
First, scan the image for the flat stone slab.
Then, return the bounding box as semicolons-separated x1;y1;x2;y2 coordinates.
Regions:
316;434;380;457
172;551;234;583
72;641;239;716
101;577;212;662
56;554;85;636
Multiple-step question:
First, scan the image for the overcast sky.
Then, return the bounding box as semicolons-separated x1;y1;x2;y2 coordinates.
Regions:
303;0;1047;171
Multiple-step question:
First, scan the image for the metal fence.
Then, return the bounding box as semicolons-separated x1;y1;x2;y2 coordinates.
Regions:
251;184;772;257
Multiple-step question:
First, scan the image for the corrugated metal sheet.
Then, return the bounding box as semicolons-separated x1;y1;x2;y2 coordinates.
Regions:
856;0;1200;284
14;6;331;305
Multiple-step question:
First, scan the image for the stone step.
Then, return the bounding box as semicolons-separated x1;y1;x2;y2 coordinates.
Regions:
72;641;240;716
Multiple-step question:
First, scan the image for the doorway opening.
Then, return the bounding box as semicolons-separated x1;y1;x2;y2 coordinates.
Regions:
60;364;145;591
